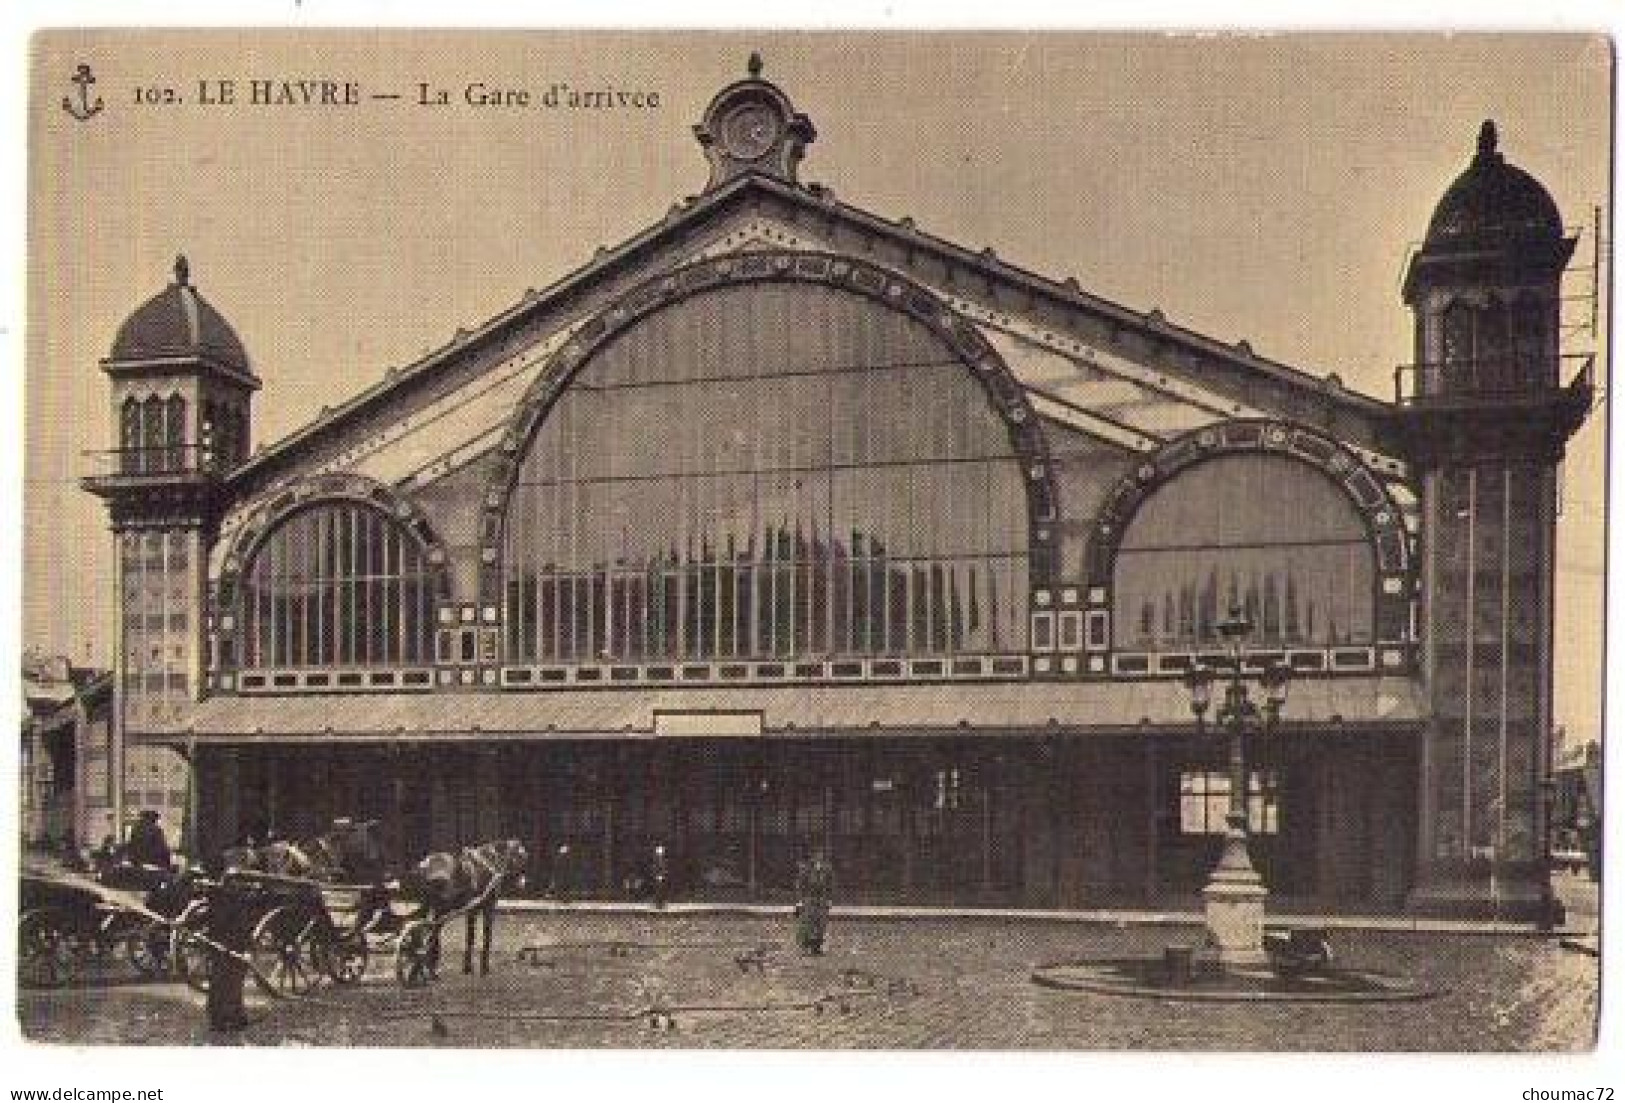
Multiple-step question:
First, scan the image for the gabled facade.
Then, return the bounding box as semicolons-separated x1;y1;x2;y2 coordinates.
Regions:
21;655;117;852
85;63;1591;917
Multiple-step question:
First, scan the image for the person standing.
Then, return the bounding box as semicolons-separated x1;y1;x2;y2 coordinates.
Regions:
794;849;834;955
651;844;669;909
125;810;172;870
551;843;573;902
204;876;256;1034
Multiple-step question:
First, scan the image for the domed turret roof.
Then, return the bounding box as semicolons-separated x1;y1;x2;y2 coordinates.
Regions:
109;256;253;375
1424;121;1563;251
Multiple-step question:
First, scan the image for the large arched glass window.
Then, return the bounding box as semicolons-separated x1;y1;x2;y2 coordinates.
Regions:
501;281;1030;664
1113;454;1375;649
239;502;436;668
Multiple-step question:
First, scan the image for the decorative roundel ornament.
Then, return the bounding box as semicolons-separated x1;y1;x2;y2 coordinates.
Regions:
721;101;783;161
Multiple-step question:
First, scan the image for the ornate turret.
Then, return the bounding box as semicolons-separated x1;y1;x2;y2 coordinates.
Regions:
693;54;817;190
85;256;258;515
1397;124;1591;922
84;256;260;824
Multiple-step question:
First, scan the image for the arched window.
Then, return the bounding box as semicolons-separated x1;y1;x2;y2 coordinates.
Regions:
140;395;164;473
120;397;142;474
1112;453;1375;650
500;280;1031;664
238;502;436;669
164;394;187;471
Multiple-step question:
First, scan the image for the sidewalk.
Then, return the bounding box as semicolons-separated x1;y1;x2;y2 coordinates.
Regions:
502;897;1589;938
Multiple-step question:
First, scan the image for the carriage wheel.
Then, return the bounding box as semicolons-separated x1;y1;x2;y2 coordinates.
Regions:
251;907;321;997
394;920;436;988
124;919;172;978
172;927;213;993
19;908;80;989
171;903;213;993
318;933;369;986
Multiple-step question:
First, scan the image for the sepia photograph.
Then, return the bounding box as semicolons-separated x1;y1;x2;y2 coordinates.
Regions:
13;24;1612;1074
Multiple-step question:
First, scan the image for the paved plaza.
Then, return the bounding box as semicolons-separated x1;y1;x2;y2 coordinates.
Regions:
16;874;1601;1051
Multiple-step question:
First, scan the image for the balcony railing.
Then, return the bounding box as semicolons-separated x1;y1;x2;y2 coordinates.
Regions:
1394;354;1594;407
82;444;224;479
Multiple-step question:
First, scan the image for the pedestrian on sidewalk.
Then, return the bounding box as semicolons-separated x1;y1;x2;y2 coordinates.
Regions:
794;848;834;955
551;843;573;902
651;844;669;909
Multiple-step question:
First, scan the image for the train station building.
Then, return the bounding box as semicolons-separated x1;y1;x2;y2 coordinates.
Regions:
84;62;1593;918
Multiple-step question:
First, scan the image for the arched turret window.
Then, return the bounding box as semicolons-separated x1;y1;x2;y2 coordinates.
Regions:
164;394;187;471
119;398;142;474
238;502;436;669
139;395;165;473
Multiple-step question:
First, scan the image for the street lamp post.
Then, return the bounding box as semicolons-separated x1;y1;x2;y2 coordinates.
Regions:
1181;608;1291;968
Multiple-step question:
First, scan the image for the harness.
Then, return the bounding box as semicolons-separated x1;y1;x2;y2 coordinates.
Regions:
461;851;503;903
460;846;511;910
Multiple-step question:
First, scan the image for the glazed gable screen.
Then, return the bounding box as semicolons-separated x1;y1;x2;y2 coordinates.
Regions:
500;281;1031;664
1112;453;1376;650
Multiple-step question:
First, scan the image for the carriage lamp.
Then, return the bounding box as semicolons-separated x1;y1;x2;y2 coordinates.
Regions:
1180;607;1293;968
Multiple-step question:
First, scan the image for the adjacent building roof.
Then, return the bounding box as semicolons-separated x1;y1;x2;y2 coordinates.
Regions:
22;660;112;729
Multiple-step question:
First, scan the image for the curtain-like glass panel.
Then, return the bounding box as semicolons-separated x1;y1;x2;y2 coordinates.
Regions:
502;282;1030;664
239;502;435;668
1113;454;1375;649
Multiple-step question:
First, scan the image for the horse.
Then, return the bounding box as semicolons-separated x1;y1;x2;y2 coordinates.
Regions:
220;818;386;884
405;839;528;977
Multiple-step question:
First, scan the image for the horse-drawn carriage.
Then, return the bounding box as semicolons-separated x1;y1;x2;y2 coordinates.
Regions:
18;859;203;988
202;824;528;994
222;868;429;993
18;825;529;997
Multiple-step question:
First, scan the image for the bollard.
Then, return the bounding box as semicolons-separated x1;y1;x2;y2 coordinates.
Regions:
1162;945;1195;987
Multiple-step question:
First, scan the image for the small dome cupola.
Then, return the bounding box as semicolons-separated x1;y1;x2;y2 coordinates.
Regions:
1403;121;1575;305
109;254;254;379
1423;120;1565;252
693;53;816;190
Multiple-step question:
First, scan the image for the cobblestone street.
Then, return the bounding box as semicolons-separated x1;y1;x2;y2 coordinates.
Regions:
17;875;1601;1051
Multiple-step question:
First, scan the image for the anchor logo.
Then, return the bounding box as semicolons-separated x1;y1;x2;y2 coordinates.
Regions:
62;63;105;122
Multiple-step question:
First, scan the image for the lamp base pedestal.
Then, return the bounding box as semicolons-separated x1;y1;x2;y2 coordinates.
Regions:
1202;831;1268;968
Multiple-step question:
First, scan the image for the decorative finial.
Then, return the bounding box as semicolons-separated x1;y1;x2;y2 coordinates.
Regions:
747;52;764;78
1476;119;1498;160
173;254;190;286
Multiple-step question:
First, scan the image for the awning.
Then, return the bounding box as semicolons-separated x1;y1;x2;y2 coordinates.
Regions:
166;677;1426;743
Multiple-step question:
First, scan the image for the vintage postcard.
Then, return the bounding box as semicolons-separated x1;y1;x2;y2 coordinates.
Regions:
14;27;1610;1074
